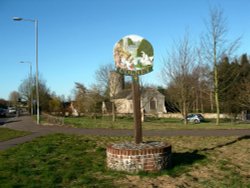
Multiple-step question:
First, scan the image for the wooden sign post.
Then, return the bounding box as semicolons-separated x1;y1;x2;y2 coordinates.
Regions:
109;35;171;173
132;75;142;144
113;35;154;144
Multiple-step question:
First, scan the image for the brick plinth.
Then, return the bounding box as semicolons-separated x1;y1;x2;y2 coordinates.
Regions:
106;142;172;173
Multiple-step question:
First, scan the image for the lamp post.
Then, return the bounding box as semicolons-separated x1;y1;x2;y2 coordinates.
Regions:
13;17;40;124
20;61;33;116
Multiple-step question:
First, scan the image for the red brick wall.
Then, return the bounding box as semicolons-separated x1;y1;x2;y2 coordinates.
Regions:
106;143;172;172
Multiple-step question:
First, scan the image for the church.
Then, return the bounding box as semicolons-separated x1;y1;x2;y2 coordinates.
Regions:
102;71;166;115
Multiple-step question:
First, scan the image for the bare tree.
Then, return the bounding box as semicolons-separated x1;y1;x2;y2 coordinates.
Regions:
85;85;104;115
162;32;196;124
48;95;63;114
18;75;53;113
73;82;87;114
9;91;20;107
95;64;125;121
201;6;241;125
196;47;215;113
73;82;104;116
95;63;114;97
18;77;31;102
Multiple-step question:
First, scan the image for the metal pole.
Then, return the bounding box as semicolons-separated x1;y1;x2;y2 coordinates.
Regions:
35;20;40;124
30;63;33;115
13;17;40;124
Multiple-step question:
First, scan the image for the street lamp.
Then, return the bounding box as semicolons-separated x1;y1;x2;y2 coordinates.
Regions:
20;61;33;116
13;16;40;124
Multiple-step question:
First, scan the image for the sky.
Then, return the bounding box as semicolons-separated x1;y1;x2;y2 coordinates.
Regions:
0;0;249;100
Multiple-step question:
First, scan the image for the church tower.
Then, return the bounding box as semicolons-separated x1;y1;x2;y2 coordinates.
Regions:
109;71;124;98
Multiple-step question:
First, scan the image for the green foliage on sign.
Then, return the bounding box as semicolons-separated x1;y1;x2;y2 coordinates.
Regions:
127;38;134;45
137;39;153;57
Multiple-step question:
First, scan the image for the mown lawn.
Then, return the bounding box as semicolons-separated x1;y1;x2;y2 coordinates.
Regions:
0;134;249;187
0;128;30;142
63;116;250;130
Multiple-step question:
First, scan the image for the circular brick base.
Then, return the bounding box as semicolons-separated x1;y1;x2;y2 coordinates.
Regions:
106;142;172;173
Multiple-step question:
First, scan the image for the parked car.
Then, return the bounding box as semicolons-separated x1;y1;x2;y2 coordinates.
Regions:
0;108;7;117
186;114;205;124
8;107;16;114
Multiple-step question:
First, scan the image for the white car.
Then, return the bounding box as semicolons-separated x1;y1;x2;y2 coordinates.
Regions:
8;107;16;114
186;114;205;124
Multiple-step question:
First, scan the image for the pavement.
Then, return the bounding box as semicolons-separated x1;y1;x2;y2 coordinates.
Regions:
0;115;250;150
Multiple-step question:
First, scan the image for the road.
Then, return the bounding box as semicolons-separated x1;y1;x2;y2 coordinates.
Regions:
0;115;250;150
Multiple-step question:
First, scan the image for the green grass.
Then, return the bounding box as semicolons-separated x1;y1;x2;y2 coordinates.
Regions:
0;134;125;187
64;116;134;129
0;134;249;187
0;128;30;141
63;116;250;130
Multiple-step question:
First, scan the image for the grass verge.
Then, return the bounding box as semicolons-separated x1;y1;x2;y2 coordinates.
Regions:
0;134;249;187
63;116;250;130
0;128;30;142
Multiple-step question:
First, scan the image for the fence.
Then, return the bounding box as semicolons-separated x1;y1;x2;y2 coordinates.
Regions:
41;113;64;125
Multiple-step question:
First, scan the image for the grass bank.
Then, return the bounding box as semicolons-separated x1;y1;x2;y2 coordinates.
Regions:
0;134;249;187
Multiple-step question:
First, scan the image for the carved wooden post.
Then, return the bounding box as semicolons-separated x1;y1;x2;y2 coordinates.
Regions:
113;34;154;144
132;75;142;144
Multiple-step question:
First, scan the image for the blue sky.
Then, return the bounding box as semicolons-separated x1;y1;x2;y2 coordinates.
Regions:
0;0;249;100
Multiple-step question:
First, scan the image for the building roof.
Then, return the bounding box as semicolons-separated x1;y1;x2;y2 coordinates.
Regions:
112;90;132;100
112;88;164;100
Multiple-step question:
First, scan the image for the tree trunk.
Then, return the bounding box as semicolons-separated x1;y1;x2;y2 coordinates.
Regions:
214;84;220;125
210;90;214;112
183;101;188;125
214;42;220;125
200;90;204;113
112;102;116;122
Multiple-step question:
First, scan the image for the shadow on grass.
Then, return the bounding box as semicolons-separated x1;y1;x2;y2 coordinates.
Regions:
138;151;206;177
201;135;250;152
172;151;206;167
166;151;206;177
167;135;250;177
139;136;250;177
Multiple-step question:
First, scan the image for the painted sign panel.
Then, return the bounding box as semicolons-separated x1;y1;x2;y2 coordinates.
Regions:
113;35;154;76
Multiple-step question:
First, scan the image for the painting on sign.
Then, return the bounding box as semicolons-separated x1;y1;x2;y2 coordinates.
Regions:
113;35;154;76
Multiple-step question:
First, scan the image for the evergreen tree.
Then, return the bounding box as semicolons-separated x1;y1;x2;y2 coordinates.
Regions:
218;54;250;120
218;56;240;115
238;54;250;110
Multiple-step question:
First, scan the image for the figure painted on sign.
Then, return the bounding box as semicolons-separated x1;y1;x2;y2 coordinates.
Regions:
141;51;153;66
114;42;132;70
114;35;154;75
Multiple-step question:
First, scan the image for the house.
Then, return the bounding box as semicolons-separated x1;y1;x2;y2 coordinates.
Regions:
62;101;79;116
102;71;166;115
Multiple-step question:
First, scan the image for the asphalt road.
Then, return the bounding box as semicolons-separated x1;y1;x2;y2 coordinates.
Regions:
0;115;250;150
